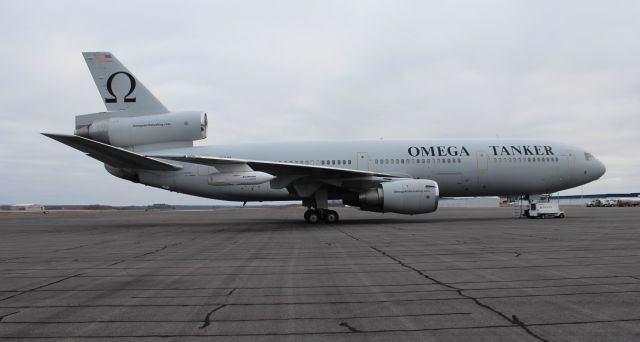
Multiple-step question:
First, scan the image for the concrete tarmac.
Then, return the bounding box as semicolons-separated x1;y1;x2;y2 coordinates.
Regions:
0;207;639;341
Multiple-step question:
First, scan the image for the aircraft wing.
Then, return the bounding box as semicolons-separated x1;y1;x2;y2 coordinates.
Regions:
42;133;183;171
155;154;407;191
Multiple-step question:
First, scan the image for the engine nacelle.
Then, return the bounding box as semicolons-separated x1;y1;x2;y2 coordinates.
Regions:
75;111;208;147
352;179;439;215
208;171;276;186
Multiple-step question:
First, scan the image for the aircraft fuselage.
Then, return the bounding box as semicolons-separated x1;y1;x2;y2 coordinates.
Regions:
128;139;606;202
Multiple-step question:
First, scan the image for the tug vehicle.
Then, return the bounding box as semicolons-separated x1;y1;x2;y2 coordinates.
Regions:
524;195;565;218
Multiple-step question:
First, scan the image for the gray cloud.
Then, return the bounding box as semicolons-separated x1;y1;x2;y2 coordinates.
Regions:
1;0;638;205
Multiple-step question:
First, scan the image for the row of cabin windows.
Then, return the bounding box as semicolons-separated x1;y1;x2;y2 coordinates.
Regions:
493;156;560;163
375;158;462;165
277;160;352;166
277;158;463;166
276;157;560;166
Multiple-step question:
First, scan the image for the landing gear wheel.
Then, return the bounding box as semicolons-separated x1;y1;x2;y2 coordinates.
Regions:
325;210;339;224
305;210;320;224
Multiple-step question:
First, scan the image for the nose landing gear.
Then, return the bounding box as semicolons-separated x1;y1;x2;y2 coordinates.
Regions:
304;209;339;224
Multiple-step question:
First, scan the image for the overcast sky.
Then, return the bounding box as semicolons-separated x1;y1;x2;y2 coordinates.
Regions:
1;0;638;205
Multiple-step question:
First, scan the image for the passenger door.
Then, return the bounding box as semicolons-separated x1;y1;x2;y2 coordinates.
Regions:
356;152;369;171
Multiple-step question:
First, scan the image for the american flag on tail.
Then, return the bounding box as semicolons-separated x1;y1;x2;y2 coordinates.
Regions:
96;53;113;63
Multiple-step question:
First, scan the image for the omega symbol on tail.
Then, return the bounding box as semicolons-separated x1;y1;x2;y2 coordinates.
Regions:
104;71;137;103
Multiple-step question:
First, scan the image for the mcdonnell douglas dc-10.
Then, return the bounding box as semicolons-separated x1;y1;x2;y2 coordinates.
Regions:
44;52;606;223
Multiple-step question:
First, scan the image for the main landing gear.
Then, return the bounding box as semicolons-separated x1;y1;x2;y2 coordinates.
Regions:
304;209;340;224
302;188;339;223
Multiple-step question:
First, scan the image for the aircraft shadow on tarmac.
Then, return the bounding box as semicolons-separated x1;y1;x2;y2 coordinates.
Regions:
103;216;514;231
100;212;543;232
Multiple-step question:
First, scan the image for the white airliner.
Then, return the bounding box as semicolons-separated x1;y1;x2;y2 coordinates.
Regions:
44;52;606;223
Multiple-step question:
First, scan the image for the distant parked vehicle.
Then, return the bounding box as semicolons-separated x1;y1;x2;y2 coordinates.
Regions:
616;199;640;207
586;200;602;207
587;198;640;207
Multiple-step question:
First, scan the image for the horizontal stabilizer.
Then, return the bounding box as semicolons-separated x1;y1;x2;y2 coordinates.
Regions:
42;133;182;171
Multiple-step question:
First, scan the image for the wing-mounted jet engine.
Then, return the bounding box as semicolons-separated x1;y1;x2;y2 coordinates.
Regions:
345;179;439;215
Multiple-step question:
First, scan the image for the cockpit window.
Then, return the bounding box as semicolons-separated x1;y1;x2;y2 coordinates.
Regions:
584;152;594;161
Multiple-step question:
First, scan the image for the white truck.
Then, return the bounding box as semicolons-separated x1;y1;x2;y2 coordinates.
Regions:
525;201;565;219
586;199;603;207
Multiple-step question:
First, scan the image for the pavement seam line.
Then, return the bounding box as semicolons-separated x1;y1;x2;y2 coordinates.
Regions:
0;311;19;322
134;241;183;259
339;321;362;333
0;325;541;338
369;246;552;342
336;227;360;241
199;287;235;329
1;312;473;324
0;273;83;303
199;304;226;329
8;316;640;327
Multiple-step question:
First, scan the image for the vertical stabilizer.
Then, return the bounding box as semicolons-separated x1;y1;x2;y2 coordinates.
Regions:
82;52;168;114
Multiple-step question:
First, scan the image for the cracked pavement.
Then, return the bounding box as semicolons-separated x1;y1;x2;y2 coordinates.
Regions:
1;207;639;341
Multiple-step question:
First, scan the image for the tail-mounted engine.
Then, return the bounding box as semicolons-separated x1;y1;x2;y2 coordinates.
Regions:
74;111;208;147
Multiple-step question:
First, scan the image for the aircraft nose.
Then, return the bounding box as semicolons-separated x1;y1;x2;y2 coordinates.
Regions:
596;159;606;178
589;158;606;180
